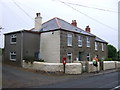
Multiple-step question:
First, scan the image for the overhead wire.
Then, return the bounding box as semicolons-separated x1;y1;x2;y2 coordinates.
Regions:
11;0;117;31
1;1;32;28
11;0;41;29
57;1;119;13
56;0;117;31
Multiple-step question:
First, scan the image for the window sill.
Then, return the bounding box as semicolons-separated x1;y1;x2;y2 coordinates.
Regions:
10;42;16;45
78;45;82;48
67;45;72;47
10;59;16;61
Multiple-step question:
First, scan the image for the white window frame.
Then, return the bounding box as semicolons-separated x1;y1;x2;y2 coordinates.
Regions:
67;34;72;46
10;52;16;61
87;53;90;61
102;43;104;51
10;34;17;44
78;36;82;47
67;53;72;63
95;42;98;50
86;37;90;47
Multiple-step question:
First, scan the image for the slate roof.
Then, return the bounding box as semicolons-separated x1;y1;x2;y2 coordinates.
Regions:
95;37;108;43
5;17;107;43
39;17;95;37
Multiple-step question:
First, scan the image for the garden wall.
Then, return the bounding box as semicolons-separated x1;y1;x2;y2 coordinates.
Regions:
22;60;82;74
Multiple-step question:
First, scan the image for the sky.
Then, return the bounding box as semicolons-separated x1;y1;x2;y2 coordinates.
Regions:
0;0;119;50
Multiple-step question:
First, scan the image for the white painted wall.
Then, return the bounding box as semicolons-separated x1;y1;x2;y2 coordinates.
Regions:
103;61;116;70
22;61;82;74
87;61;100;73
40;31;60;63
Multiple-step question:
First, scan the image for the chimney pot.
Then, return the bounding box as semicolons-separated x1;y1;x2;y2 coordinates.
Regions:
35;12;42;30
71;20;77;27
85;25;91;32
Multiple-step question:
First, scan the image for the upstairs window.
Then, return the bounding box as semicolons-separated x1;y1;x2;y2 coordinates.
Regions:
10;52;16;61
86;37;90;47
95;42;98;50
10;34;17;44
78;36;82;47
102;43;104;51
67;34;72;46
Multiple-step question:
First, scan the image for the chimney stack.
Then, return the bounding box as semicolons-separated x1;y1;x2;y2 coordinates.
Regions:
35;13;42;30
85;25;90;32
71;20;77;27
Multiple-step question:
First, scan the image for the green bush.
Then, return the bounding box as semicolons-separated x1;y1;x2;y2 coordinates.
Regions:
104;58;112;61
35;58;44;62
23;56;35;64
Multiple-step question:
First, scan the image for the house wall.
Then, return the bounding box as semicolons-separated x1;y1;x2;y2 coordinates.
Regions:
40;31;60;63
60;30;108;63
4;31;40;67
95;42;108;60
23;32;40;59
4;32;22;67
60;30;96;63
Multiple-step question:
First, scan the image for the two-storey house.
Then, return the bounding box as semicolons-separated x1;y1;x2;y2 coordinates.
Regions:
3;13;108;66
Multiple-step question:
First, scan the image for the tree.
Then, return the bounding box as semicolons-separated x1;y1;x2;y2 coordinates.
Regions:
107;44;117;60
117;51;120;61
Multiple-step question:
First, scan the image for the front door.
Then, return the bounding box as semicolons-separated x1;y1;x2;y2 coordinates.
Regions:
67;53;72;63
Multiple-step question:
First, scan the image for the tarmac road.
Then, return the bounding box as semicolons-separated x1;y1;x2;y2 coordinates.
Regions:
38;71;119;88
2;62;120;89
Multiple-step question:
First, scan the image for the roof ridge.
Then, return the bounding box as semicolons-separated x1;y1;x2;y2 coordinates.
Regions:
42;17;56;25
55;17;61;28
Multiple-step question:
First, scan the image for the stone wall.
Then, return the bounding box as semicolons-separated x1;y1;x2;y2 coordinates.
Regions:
87;61;100;73
22;61;82;74
103;61;116;70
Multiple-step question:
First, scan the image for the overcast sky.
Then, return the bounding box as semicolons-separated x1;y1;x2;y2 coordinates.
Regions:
0;0;119;50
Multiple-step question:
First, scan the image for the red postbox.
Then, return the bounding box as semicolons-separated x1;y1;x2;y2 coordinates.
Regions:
62;57;66;65
62;57;66;73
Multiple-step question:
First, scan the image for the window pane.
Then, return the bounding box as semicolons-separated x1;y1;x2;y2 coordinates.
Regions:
67;53;72;63
10;52;16;61
12;38;16;42
11;55;16;60
11;35;17;43
67;34;72;46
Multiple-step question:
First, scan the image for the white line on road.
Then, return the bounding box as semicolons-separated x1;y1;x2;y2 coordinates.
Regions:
111;85;120;90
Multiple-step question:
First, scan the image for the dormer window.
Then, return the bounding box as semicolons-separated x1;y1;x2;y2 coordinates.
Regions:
10;34;17;44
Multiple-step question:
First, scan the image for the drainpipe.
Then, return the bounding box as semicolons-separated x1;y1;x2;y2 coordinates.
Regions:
39;34;41;60
21;30;23;67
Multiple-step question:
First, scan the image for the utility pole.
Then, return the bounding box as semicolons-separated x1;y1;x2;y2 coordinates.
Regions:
0;26;4;48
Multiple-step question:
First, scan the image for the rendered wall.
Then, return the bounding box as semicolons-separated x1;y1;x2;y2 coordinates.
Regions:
22;61;82;74
40;31;60;63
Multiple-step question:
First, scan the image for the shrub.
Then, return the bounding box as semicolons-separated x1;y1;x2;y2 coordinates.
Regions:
104;58;112;61
35;58;44;62
23;56;35;64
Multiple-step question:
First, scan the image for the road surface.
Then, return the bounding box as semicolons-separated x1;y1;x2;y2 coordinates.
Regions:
2;63;120;89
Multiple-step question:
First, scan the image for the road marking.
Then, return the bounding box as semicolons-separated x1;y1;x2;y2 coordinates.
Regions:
111;85;120;90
